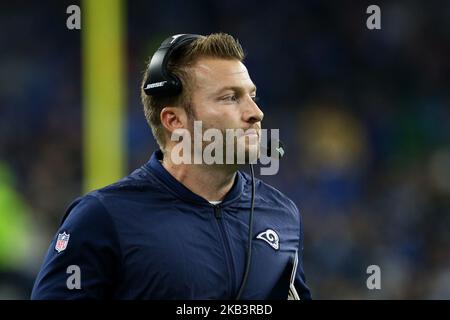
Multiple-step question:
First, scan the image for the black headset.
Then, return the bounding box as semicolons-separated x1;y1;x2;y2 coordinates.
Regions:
143;34;284;300
143;34;203;97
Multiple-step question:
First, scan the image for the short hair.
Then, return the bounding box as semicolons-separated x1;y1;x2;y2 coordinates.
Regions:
140;33;245;150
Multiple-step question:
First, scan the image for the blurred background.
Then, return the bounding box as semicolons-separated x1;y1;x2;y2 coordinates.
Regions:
0;0;449;299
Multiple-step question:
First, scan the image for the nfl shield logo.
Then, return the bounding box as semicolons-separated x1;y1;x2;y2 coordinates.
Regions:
55;232;70;253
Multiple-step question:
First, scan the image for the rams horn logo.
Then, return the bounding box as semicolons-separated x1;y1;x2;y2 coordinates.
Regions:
256;229;279;250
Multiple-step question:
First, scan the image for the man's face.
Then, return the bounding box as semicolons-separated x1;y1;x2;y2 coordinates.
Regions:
188;57;264;163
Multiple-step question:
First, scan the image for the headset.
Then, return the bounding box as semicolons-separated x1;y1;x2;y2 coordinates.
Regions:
143;34;203;97
143;34;284;300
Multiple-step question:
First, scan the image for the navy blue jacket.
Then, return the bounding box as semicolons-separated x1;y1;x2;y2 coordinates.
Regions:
31;150;311;299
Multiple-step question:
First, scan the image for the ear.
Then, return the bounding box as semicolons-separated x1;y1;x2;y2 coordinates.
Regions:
160;106;188;134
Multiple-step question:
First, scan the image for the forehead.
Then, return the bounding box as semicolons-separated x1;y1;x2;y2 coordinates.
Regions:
191;57;255;93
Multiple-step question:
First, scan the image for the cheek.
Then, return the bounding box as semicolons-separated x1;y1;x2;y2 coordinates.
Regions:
193;101;220;120
208;113;239;131
197;106;235;127
193;99;243;130
203;119;225;133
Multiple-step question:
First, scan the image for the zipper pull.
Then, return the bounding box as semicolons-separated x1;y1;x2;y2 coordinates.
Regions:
214;205;222;219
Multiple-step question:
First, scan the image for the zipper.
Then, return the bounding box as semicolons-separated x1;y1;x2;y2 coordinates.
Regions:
213;205;237;298
214;205;221;219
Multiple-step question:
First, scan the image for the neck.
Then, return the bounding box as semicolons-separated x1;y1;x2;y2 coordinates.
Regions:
161;150;238;202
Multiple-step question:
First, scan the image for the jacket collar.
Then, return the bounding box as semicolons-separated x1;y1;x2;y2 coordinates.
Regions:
144;150;244;206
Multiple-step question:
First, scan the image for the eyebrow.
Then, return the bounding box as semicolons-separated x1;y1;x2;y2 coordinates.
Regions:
214;85;257;96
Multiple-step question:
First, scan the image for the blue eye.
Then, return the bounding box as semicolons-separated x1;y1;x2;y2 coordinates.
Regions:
251;96;259;103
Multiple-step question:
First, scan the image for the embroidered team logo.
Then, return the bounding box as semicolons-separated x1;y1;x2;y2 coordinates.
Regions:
55;232;70;253
256;229;279;250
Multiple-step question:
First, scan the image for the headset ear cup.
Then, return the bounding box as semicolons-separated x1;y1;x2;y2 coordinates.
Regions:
168;74;182;96
143;34;202;97
143;71;181;96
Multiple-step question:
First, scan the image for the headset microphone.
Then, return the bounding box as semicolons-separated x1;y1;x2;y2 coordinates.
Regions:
263;138;285;159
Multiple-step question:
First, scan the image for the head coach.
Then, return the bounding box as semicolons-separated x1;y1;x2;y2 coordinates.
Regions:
31;33;311;300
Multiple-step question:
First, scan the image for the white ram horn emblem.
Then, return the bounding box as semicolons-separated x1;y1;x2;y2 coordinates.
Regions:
256;229;279;250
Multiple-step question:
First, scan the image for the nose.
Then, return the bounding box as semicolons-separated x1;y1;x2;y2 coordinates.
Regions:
243;96;264;124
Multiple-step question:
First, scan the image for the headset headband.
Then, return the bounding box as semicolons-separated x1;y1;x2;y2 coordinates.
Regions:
143;34;202;97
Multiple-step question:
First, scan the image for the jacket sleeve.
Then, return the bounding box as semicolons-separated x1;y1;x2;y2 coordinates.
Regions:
31;195;122;299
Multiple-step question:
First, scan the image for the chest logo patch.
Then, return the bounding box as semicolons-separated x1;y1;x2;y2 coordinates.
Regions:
256;229;279;250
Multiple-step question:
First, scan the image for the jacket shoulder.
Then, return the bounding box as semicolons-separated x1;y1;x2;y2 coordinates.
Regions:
239;171;300;218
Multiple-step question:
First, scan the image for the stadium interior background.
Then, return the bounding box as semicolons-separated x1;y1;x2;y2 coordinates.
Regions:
0;0;449;299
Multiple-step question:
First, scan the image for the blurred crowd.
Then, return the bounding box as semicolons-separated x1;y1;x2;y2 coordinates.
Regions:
0;0;449;299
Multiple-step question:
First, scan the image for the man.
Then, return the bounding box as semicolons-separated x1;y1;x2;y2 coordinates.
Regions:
31;33;311;299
